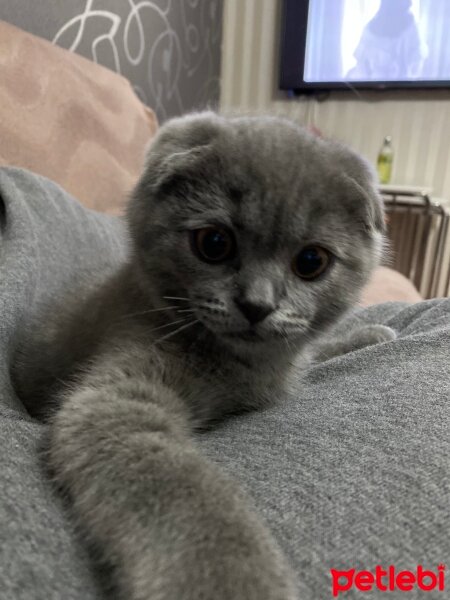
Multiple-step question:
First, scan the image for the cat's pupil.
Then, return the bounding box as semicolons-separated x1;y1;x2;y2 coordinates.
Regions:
294;246;329;280
192;227;234;263
205;231;226;257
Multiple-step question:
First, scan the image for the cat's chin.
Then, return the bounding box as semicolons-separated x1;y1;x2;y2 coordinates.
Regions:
223;330;265;343
219;328;295;359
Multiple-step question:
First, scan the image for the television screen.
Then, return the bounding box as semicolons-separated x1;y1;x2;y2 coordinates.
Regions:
280;0;450;91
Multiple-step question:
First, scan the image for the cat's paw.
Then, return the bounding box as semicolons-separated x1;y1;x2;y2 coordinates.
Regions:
129;518;298;600
313;323;396;362
354;324;397;347
131;553;298;600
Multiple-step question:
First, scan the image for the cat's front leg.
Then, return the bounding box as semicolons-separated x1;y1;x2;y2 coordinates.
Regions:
48;375;297;600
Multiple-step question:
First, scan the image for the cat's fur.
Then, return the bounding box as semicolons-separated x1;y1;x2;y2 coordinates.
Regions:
14;113;392;599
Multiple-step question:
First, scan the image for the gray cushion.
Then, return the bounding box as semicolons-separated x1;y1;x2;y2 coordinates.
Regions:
1;167;449;599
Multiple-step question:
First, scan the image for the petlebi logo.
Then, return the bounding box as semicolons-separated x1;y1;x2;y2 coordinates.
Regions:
330;564;445;597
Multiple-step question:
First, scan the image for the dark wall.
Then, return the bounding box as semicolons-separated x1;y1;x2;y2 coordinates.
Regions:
0;0;223;121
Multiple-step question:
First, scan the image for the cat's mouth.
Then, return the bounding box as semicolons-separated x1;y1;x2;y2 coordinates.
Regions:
224;329;265;343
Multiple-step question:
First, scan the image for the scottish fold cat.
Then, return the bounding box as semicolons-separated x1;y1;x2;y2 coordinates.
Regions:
15;113;394;599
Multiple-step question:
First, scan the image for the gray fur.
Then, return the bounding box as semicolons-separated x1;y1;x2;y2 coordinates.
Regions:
14;113;388;599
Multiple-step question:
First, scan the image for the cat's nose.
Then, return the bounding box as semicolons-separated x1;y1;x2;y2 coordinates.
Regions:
234;299;274;325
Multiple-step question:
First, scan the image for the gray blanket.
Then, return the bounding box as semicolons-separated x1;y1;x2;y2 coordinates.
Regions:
1;168;449;600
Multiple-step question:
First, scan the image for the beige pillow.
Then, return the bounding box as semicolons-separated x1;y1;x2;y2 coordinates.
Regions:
0;20;157;214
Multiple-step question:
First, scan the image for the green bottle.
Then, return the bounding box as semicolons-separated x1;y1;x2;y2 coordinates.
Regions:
377;136;393;184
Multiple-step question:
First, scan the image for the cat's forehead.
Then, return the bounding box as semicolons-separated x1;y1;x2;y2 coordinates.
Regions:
224;177;348;251
209;124;354;243
218;120;345;202
225;118;318;174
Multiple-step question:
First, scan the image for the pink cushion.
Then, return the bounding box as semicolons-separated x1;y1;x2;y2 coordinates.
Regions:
360;266;423;306
0;20;158;214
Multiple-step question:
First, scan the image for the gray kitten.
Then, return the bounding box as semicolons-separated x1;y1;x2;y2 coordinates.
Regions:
15;112;394;599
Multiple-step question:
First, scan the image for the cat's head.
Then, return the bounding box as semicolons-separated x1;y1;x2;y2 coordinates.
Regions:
128;112;384;355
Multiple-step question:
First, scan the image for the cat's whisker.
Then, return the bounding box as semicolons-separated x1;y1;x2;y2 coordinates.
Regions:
153;319;199;345
177;309;195;314
119;306;179;320
303;324;327;337
148;318;190;335
289;327;332;361
163;296;190;302
280;331;295;354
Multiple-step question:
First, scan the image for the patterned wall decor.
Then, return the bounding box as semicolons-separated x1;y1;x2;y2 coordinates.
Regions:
0;0;223;121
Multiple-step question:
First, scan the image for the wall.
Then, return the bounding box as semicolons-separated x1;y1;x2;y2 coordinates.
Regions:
0;0;223;122
221;0;450;205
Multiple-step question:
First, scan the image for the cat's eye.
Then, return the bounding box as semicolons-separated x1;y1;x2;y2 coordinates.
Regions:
293;246;331;280
190;226;235;263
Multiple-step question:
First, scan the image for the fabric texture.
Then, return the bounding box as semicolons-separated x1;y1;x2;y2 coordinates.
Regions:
1;168;448;599
0;20;157;214
0;167;128;599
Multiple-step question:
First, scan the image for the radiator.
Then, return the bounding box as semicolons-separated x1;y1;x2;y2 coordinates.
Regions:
382;191;450;299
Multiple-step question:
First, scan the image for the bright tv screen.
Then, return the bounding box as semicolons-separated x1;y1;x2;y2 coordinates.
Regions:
280;0;450;92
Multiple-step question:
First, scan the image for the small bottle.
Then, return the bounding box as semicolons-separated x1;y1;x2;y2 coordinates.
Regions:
377;136;394;184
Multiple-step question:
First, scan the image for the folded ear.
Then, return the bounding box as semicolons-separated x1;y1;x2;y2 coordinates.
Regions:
341;172;385;235
330;143;385;234
138;111;226;194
